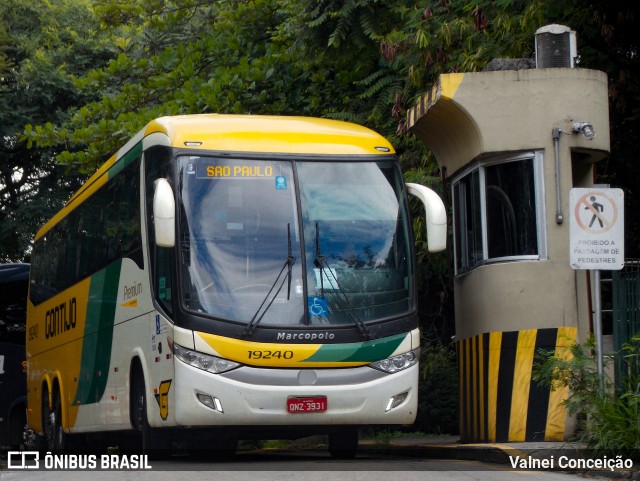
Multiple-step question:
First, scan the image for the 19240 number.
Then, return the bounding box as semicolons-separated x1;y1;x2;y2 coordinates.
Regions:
247;350;294;360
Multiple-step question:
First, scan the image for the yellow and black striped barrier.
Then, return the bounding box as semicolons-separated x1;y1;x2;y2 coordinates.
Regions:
455;327;577;442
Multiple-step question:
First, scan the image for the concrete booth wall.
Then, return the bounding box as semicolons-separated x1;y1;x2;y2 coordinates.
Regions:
408;68;610;442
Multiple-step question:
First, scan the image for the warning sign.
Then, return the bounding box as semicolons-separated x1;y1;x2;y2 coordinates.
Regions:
569;188;624;270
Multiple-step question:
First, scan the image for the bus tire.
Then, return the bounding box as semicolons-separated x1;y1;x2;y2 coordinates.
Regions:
43;386;66;451
131;365;170;459
328;428;358;459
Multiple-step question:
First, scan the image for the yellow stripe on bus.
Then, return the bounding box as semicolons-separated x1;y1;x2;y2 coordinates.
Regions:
195;332;368;368
35;172;110;241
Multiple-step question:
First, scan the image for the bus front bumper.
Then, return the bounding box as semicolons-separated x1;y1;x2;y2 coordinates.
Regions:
171;359;418;427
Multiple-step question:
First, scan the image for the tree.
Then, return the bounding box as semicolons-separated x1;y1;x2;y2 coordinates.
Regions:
13;0;640;292
564;0;640;257
23;0;304;171
279;0;640;330
0;0;113;261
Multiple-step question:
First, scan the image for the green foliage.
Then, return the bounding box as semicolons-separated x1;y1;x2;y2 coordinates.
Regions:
22;0;306;171
565;1;640;258
534;335;640;459
414;329;459;434
0;0;108;260
399;137;453;339
3;2;637;390
23;0;636;182
533;336;603;416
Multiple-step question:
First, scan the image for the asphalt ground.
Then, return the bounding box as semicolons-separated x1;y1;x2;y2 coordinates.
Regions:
2;435;638;478
357;435;640;480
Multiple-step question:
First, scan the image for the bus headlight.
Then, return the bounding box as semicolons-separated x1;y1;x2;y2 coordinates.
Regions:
369;348;419;374
172;342;241;374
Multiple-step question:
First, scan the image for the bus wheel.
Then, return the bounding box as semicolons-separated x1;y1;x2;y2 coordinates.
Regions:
43;388;66;451
131;368;170;458
328;428;358;459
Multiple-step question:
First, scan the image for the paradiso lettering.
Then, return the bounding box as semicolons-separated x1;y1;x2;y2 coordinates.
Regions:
206;165;273;178
45;297;77;339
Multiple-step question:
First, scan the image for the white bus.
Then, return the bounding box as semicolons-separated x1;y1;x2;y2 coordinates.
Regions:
26;115;446;457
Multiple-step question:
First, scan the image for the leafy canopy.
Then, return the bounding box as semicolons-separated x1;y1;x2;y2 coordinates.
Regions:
6;0;640;265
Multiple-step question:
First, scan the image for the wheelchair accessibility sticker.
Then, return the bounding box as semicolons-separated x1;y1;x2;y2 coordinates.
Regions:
308;296;328;317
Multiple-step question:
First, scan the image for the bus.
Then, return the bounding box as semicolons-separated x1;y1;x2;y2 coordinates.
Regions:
0;263;29;451
26;114;446;457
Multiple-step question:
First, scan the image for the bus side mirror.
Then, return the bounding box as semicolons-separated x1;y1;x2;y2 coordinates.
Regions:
153;178;176;248
406;183;447;252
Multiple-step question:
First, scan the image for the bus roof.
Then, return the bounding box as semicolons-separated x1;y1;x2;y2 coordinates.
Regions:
35;115;395;240
145;115;395;155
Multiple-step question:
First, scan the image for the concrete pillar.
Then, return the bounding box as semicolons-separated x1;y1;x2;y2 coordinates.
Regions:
408;68;610;442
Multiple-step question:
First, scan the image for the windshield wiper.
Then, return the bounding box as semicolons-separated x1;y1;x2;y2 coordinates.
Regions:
314;222;326;298
314;223;371;339
243;224;296;338
286;223;294;300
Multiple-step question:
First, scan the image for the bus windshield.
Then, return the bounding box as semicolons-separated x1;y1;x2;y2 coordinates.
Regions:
177;156;412;328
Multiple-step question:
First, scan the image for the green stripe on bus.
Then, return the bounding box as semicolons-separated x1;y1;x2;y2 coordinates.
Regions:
73;260;122;406
302;333;407;363
108;142;142;179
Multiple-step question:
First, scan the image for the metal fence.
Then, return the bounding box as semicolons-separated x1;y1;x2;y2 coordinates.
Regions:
612;260;640;387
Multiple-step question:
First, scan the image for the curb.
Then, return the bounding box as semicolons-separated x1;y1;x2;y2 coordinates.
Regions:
359;442;511;464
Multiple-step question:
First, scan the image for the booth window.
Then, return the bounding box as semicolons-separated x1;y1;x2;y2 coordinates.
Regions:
452;152;545;274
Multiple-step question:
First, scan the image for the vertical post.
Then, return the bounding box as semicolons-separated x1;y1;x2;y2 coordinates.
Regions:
593;269;605;391
552;128;563;224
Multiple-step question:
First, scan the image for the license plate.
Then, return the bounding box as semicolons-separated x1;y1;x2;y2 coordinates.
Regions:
287;396;327;413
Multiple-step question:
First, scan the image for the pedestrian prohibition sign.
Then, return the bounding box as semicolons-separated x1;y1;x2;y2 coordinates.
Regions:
569;188;624;270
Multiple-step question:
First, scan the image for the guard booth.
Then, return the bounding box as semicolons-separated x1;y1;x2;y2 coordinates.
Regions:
407;25;610;442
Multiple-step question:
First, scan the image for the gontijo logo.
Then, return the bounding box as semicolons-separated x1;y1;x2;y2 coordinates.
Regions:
45;297;77;339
